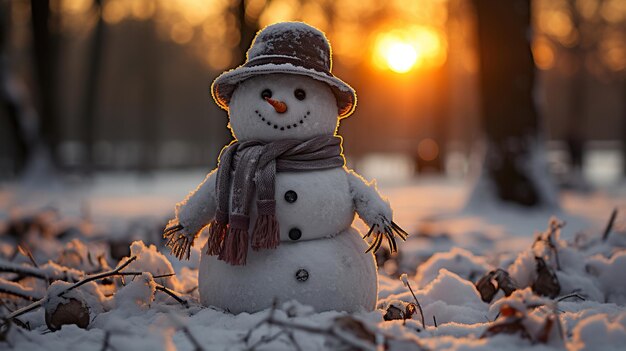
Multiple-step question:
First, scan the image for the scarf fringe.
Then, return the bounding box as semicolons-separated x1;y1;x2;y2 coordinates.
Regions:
218;228;248;265
206;220;228;256
252;214;280;250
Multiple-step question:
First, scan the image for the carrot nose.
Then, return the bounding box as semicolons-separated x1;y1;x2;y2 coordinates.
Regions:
265;97;288;113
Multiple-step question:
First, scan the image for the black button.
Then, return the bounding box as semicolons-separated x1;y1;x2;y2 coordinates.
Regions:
295;269;309;282
284;190;297;203
289;228;302;240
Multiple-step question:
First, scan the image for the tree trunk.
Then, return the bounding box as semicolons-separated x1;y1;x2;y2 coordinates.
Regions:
470;0;556;208
234;0;261;65
31;0;60;167
0;1;29;177
80;0;106;174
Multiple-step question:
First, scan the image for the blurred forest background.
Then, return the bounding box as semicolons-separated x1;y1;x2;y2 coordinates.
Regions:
0;0;624;196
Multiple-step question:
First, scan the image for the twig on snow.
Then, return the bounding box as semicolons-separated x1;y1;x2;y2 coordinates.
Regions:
3;256;138;321
0;260;51;281
181;324;204;351
400;274;426;330
155;284;189;308
602;208;618;242
0;278;43;301
101;331;112;351
242;301;376;351
557;292;586;302
61;256;137;296
17;245;38;268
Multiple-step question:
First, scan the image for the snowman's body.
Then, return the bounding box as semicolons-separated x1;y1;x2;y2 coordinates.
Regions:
177;166;384;313
168;22;402;314
199;226;377;313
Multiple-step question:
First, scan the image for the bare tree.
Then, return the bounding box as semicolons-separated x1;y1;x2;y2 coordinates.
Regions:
30;0;60;167
80;0;106;174
469;0;557;208
0;1;29;177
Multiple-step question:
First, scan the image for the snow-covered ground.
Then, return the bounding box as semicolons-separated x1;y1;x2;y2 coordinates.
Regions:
1;171;625;350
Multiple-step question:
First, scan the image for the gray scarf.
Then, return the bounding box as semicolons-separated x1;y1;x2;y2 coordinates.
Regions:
206;135;345;265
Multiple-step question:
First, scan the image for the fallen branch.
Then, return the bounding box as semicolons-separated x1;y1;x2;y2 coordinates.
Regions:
0;260;48;280
3;256;138;321
0;259;81;282
155;285;188;308
243;302;376;351
0;278;43;301
61;256;137;296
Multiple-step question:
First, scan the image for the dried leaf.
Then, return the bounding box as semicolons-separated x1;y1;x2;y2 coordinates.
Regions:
494;269;518;297
532;257;560;298
482;304;531;340
405;303;417;319
482;317;532;340
383;305;405;321
475;271;498;303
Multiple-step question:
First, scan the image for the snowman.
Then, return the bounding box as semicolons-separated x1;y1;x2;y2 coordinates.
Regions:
164;22;407;314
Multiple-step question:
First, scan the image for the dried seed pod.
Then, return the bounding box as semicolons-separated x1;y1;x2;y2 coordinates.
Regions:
383;305;405;321
475;271;498;303
45;298;90;331
532;257;560;298
494;269;518;297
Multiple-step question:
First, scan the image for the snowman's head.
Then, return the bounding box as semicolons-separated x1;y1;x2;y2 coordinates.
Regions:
228;74;339;141
212;22;357;139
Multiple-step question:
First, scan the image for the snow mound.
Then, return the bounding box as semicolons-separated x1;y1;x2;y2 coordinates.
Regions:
571;312;626;351
414;247;492;286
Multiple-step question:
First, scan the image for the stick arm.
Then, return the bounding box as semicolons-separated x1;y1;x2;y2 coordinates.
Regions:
164;169;218;259
346;169;408;253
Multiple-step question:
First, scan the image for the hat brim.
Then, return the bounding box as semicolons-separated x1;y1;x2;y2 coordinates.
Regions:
211;63;357;118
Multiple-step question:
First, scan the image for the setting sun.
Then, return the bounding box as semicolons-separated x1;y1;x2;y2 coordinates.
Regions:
373;25;446;74
385;42;419;73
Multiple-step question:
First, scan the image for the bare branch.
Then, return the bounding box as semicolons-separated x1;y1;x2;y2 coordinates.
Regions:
61;256;137;296
2;256;139;321
4;300;44;321
155;285;188;308
0;278;43;301
0;260;48;280
17;245;38;268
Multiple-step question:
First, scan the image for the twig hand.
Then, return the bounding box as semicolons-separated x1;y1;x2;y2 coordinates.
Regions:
363;216;408;254
163;223;193;260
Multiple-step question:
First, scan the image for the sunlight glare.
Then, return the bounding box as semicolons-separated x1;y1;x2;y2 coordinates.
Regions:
386;42;418;73
373;26;445;74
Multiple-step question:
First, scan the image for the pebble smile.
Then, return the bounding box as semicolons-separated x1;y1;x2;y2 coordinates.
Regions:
254;110;310;131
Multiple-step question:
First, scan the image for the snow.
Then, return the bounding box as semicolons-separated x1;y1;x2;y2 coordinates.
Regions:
1;173;625;350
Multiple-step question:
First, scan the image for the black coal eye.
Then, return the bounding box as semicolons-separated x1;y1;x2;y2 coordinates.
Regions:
261;89;272;99
294;88;306;101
